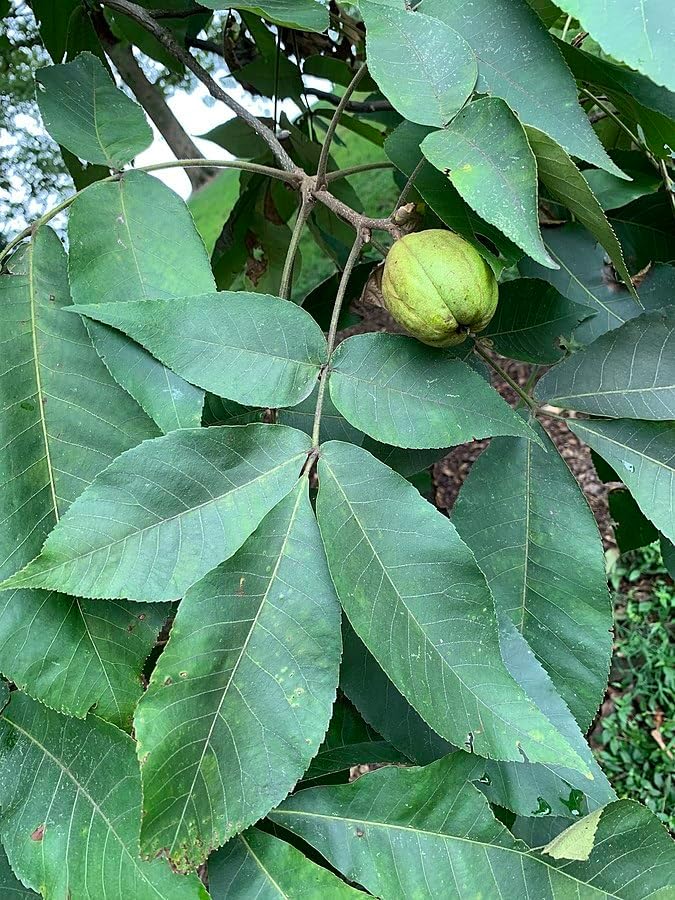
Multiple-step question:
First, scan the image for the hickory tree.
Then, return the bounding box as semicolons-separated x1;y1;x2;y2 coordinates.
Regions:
0;0;674;897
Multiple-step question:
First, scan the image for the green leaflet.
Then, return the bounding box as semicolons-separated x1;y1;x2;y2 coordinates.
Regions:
568;419;675;544
208;828;362;898
68;170;216;433
420;0;625;178
316;441;590;774
270;755;675;899
35;52;152;167
422;98;556;268
361;1;477;127
481;279;593;364
0;228;163;729
553;0;674;93
0;693;208;899
520;225;675;344
341;621;615;820
200;1;329;32
524;126;636;297
0;425;312;602
452;425;612;731
71;291;328;410
536;308;675;420
304;696;408;783
135;480;341;869
385;120;522;274
329;333;539;449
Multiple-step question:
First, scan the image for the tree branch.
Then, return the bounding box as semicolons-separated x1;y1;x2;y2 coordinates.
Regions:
316;64;368;187
305;88;392;114
97;0;299;173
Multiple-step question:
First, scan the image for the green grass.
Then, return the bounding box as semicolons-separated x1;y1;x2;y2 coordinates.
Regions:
595;543;674;830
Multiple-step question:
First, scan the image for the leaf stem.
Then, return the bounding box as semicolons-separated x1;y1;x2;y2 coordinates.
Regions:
311;231;365;448
561;14;574;41
580;88;645;151
0;159;299;266
473;343;538;412
280;192;314;300
325;161;395;182
394;157;425;211
316;64;369;187
99;0;298;172
658;158;675;219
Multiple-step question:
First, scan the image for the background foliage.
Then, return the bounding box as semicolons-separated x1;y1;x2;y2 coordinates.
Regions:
0;0;673;897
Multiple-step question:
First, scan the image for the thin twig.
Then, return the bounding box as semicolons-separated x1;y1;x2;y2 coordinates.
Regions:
311;231;365;448
98;0;298;172
580;88;644;151
0;159;299;266
394;158;425;210
279;192;314;300
305;88;392;113
474;343;538;411
560;14;573;42
325;161;394;182
316;64;368;187
312;187;398;235
150;6;203;18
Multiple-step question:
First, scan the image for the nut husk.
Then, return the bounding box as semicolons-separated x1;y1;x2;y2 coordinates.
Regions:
381;230;498;347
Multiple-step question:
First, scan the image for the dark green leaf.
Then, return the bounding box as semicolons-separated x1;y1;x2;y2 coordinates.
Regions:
300;262;371;330
35;52;152;167
361;1;477;128
482;278;593;364
29;0;80;62
536;308;675;419
420;0;624;177
525;126;635;296
385;121;522;273
610;194;675;271
608;489;659;554
68;170;216;432
0;844;38;899
304;696;408;782
202;395;264;427
329;333;539;449
553;0;674;92
558;41;675;159
135;479;340;868
0;228;162;728
0;693;208;899
422;99;556;268
569;419;675;543
0;424;312;602
452;425;612;730
661;535;675;578
521;224;675;343
72;291;328;410
317;441;590;773
199;117;275;159
201;1;328;32
208;828;362;899
583;153;662;211
270;754;674;897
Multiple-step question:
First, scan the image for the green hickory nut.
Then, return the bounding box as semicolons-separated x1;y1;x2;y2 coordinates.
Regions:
382;229;498;347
